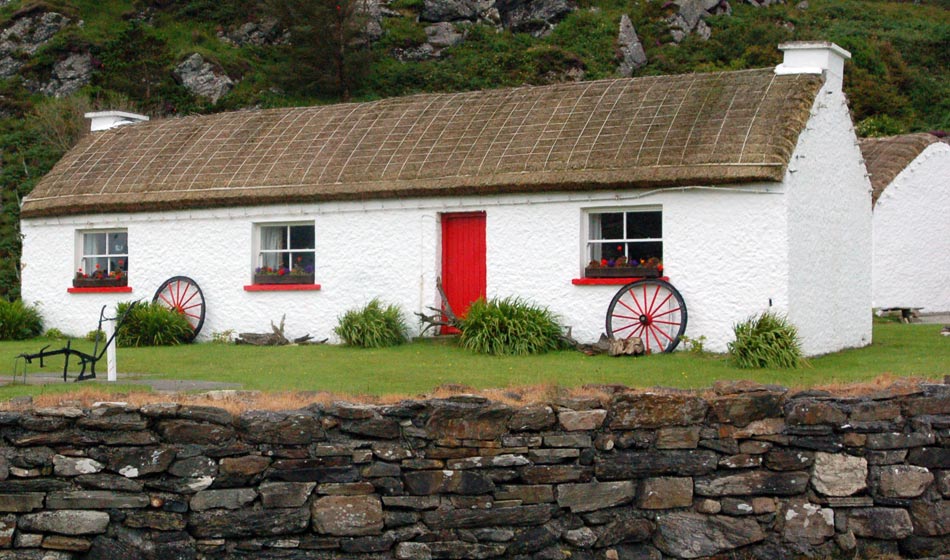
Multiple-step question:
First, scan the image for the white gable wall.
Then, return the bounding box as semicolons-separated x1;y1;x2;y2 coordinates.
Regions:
872;142;950;313
22;185;789;353
785;85;873;355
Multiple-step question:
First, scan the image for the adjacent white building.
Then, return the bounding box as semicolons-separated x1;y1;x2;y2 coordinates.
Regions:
862;133;950;314
20;42;872;356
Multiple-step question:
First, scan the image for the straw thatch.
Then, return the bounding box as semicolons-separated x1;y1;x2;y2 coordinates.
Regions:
22;68;821;218
859;133;948;204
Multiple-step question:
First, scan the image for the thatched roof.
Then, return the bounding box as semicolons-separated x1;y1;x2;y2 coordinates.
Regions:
22;68;822;218
859;133;948;204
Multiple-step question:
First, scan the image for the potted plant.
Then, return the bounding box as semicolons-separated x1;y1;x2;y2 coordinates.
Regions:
585;256;663;278
73;263;128;288
253;259;315;285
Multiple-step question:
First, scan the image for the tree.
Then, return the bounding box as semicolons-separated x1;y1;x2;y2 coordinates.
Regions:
267;0;375;101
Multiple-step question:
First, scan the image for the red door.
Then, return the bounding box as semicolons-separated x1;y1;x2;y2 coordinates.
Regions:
441;212;486;334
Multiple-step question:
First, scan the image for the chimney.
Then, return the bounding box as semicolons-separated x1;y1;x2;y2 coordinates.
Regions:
775;41;851;92
84;111;149;132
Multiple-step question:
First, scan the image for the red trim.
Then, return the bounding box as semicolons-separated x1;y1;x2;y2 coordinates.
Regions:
67;286;133;294
243;284;322;292
572;276;670;285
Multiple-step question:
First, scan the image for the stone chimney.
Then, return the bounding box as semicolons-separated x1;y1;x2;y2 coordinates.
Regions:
84;111;149;132
775;41;851;93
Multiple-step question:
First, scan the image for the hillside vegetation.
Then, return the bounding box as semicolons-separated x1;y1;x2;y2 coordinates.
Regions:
0;0;947;299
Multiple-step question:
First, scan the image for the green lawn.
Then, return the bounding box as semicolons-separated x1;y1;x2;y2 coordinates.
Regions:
1;322;946;401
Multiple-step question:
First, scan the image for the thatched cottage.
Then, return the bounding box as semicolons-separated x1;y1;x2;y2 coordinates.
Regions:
20;41;871;355
861;133;950;315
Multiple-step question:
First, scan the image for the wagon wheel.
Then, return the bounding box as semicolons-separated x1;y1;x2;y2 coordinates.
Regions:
606;279;687;354
152;276;206;342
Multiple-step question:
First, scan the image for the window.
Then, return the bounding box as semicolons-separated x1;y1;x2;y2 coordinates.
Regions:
586;208;662;271
79;229;128;279
255;223;315;283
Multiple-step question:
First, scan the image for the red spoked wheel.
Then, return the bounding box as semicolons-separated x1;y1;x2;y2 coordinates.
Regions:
152;276;206;342
606;279;687;354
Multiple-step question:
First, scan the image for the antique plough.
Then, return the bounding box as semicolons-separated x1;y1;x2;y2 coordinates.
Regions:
16;302;137;383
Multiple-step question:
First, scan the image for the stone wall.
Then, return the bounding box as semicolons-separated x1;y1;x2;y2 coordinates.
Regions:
0;381;948;559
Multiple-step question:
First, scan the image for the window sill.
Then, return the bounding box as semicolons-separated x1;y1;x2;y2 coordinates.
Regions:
243;284;322;292
572;276;669;285
67;286;134;294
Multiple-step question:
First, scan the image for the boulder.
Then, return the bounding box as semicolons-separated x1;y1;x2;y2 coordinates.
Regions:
0;11;70;79
847;507;913;539
654;512;766;558
875;465;933;498
611;393;708;429
779;500;834;545
173;53;234;104
811;452;867;496
19;510;110;535
694;470;809;496
639;477;693;509
39;53;93;98
617;15;647;77
496;0;574;36
312;495;384;536
219;18;283;47
556;481;635;512
421;0;494;22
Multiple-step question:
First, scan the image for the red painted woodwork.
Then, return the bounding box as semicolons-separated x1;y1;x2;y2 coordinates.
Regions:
67;286;133;294
243;284;322;292
572;276;670;285
441;212;486;334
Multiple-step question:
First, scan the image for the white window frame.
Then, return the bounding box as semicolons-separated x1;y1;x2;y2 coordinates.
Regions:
252;221;316;280
76;229;128;278
583;206;663;271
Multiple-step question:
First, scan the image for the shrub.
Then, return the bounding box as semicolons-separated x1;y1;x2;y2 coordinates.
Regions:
116;302;193;347
335;299;408;348
0;299;43;340
458;297;565;356
728;311;803;369
86;329;105;343
44;328;67;340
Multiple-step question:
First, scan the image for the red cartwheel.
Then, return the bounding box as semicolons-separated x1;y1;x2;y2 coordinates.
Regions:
605;278;687;354
152;276;206;342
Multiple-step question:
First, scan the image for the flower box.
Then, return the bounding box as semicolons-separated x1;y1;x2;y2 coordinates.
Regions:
253;273;315;285
73;277;128;288
585;266;661;279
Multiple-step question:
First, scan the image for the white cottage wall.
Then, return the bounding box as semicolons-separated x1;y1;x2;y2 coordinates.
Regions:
785;87;873;355
23;187;787;353
872;142;950;313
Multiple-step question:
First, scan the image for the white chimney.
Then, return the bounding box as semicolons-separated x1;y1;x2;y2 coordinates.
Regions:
775;41;851;93
85;111;149;132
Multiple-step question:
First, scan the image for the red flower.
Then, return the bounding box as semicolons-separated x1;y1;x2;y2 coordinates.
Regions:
600;259;608;266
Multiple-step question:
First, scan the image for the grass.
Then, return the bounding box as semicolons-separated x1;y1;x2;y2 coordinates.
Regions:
0;322;946;402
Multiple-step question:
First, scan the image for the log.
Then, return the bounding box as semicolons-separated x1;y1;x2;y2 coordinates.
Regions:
236;315;324;346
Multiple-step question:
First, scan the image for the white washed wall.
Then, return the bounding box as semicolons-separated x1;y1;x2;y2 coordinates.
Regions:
785;86;873;355
22;187;789;353
872;143;950;313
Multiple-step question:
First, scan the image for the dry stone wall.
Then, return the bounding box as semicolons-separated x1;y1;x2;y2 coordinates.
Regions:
0;381;948;559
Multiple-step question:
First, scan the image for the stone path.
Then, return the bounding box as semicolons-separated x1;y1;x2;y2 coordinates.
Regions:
0;371;240;393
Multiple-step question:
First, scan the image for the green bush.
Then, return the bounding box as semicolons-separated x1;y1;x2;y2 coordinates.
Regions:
44;328;68;340
0;299;43;340
335;299;408;348
728;311;803;369
458;297;565;356
116;302;193;347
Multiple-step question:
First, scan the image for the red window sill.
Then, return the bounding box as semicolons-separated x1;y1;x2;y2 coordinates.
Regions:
572;276;669;285
243;284;322;292
67;287;134;293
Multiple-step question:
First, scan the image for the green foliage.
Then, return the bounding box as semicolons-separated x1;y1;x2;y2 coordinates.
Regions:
85;329;105;342
728;311;803;369
334;299;409;348
115;302;193;347
855;114;907;138
679;334;708;355
458;297;565;356
211;329;236;344
267;0;376;100
43;328;67;339
0;299;43;340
